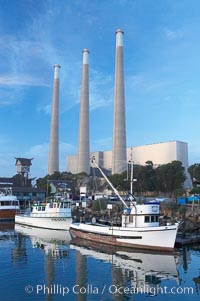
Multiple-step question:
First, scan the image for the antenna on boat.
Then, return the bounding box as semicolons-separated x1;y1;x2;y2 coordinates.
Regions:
91;156;129;208
128;147;137;204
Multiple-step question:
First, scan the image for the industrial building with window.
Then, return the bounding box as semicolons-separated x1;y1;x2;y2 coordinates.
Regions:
66;140;192;189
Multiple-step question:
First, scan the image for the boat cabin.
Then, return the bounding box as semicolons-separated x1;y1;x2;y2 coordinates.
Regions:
0;195;20;210
122;202;160;228
31;200;72;217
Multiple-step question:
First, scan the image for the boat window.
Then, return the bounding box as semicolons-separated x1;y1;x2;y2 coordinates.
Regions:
2;201;12;206
60;203;63;208
54;203;57;208
38;206;42;211
64;203;69;208
13;201;19;206
144;216;150;223
42;206;45;211
150;216;154;222
129;215;134;223
49;203;53;208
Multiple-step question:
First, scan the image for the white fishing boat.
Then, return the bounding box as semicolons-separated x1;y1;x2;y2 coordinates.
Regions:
15;197;72;230
0;188;20;221
70;158;179;251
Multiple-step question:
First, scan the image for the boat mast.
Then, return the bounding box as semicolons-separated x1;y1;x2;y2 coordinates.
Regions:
91;156;128;208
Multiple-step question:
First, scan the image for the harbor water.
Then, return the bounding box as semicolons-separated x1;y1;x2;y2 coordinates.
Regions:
0;222;199;301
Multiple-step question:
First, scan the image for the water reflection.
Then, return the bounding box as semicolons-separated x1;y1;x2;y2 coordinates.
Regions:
1;224;199;300
70;238;180;299
14;225;71;301
15;224;70;258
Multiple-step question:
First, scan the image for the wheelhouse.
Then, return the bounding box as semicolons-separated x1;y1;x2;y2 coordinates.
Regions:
0;197;20;209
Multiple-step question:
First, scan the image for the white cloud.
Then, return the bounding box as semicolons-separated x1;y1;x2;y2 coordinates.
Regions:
91;137;112;151
89;69;113;110
0;152;18;177
37;65;114;116
23;142;76;177
126;74;173;93
0;74;49;87
164;28;183;40
0;34;51;106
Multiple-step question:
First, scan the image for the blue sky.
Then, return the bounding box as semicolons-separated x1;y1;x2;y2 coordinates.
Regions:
0;0;200;178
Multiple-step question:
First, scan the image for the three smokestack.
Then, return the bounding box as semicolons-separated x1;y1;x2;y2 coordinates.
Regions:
112;29;127;174
48;30;127;176
77;49;90;174
48;64;61;175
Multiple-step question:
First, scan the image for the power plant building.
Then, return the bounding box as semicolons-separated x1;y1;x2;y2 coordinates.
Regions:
66;140;192;188
65;29;191;188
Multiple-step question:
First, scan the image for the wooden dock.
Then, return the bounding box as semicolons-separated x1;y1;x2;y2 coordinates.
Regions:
175;234;200;246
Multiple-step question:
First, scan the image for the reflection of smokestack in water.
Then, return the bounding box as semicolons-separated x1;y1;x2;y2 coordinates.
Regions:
48;64;61;175
77;49;90;174
112;29;127;174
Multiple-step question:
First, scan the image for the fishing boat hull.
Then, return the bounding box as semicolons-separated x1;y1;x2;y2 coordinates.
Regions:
70;222;178;251
0;194;20;221
0;209;18;221
15;214;72;231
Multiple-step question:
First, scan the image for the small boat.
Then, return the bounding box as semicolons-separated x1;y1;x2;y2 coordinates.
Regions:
15;196;72;230
0;192;20;221
70;158;179;251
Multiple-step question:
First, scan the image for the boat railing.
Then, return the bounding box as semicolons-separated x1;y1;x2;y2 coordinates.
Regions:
18;211;72;218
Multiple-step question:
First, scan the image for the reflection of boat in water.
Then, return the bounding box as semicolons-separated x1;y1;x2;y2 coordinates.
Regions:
0;223;16;250
71;238;180;289
0;221;15;241
15;224;71;258
15;196;72;230
0;221;14;231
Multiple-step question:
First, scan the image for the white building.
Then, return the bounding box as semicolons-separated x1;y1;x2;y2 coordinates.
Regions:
66;140;192;188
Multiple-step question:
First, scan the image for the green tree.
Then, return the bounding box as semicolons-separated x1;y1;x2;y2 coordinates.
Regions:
156;161;186;196
91;199;107;212
36;171;88;195
190;187;200;194
188;163;200;182
108;173;129;192
178;206;186;219
144;161;156;192
129;162;156;195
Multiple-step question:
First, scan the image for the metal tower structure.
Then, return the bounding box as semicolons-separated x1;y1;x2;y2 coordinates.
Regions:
112;29;127;174
48;64;61;175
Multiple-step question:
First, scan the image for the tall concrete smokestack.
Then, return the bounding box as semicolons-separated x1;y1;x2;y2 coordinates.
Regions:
77;49;90;174
112;29;127;174
48;64;61;175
